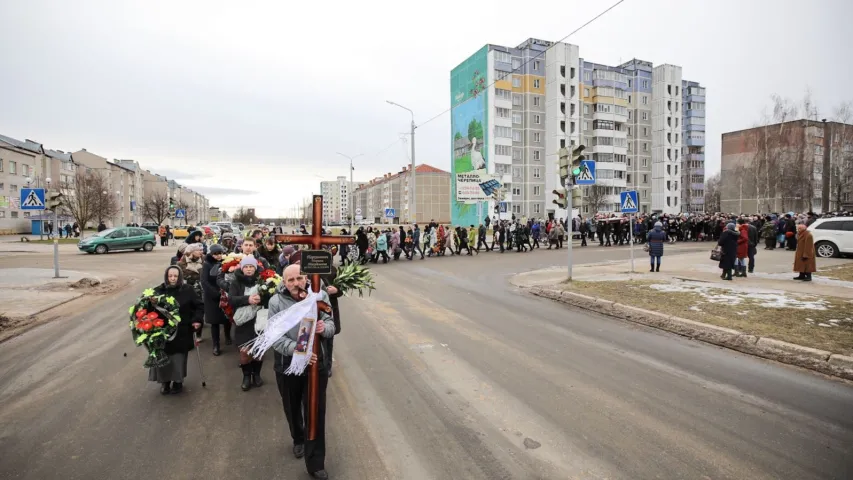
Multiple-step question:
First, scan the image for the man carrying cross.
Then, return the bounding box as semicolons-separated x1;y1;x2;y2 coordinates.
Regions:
269;264;335;478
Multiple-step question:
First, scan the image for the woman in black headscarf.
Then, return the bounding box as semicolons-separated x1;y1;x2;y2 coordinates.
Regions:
148;266;204;394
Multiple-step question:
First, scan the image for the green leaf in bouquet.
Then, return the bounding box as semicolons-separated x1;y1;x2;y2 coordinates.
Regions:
135;334;148;345
142;288;155;297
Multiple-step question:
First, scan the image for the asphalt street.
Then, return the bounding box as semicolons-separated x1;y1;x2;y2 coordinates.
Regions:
1;242;851;479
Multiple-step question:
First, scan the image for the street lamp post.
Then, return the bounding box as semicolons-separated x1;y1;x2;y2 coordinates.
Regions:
46;177;61;278
336;152;363;233
386;100;416;224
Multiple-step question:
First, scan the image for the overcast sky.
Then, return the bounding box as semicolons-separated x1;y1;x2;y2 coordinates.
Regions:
1;0;850;218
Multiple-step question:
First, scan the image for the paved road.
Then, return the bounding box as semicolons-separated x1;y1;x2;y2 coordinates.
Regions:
1;244;851;479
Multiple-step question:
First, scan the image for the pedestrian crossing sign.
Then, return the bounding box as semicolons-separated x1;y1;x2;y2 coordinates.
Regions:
575;160;596;185
21;188;46;210
620;190;639;213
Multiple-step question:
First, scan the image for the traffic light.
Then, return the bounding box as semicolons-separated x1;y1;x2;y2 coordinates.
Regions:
169;197;175;210
572;186;582;205
557;147;570;186
46;191;64;210
570;145;586;179
552;188;568;209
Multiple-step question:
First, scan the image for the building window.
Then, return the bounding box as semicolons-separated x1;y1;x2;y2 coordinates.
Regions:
11;211;18;218
627;126;632;136
533;79;540;89
533;186;541;196
642;158;648;167
533;60;540;70
533;167;541;178
642;112;648;121
513;94;523;106
642;96;648;105
583;104;590;114
584;88;590;97
512;186;521;195
533;151;541;161
495;145;512;156
533;114;541;124
512;130;522;142
628;94;632;104
642;80;649;89
643;143;648;152
496;107;510;118
533;132;541;143
533;203;541;214
0;159;3;172
495;126;512;138
642;174;648;183
533;96;540;106
11;184;18;192
512;76;521;88
9;161;16;174
512;112;522;124
513;204;522;214
496;88;512;99
512;149;522;161
628;79;632;88
495;51;511;64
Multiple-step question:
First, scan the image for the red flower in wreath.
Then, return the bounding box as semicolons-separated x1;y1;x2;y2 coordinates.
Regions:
139;320;153;332
146;312;159;321
260;269;276;281
153;318;165;328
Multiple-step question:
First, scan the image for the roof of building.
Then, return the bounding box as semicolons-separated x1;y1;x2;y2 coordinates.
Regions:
416;164;448;174
0;134;44;154
354;164;448;191
45;149;73;162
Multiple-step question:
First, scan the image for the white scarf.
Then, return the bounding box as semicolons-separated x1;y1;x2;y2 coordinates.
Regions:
245;291;319;376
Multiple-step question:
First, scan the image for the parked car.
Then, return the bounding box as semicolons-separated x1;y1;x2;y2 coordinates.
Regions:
211;222;232;233
199;225;222;236
808;217;853;258
78;227;156;254
140;222;160;233
232;223;246;232
172;227;190;239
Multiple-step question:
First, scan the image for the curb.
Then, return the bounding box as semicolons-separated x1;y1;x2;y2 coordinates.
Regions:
528;286;853;381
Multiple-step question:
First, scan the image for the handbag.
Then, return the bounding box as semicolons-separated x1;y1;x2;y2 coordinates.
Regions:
643;243;650;253
710;246;722;261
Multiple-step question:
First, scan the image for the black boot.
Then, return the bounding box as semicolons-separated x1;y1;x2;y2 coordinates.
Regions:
655;264;660;272
724;269;733;281
251;360;264;388
240;364;252;391
741;268;747;278
794;273;806;280
650;266;655;272
803;272;812;282
170;382;183;394
160;382;171;395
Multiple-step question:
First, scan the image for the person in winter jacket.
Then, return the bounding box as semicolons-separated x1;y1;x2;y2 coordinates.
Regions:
646;221;667;272
735;220;750;277
148;266;203;395
202;244;231;356
269;264;335;479
375;229;390;263
761;216;776;250
227;255;264;392
258;236;282;272
717;223;739;281
793;222;817;281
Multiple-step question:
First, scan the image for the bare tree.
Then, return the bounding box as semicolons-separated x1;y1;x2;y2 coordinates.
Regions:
92;177;120;226
704;172;722;213
141;190;171;226
59;170;103;234
584;185;607;214
232;207;255;225
830;102;853;210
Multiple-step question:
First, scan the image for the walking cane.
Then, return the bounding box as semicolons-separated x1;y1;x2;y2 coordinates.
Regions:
194;332;207;388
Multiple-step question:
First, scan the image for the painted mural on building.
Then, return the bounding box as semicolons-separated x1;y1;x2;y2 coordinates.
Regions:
450;46;489;226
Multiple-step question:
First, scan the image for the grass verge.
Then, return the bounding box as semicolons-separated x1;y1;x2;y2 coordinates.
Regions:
27;238;81;245
818;263;853;283
559;280;853;356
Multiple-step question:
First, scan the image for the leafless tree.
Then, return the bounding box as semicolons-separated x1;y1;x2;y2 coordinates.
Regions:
830;102;853;210
704;172;722;213
232;207;256;225
141;190;171;226
583;185;607;214
59;169;104;234
92;180;120;226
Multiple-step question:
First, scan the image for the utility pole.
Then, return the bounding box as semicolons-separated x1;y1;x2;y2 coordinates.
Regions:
336;152;363;234
387;100;416;223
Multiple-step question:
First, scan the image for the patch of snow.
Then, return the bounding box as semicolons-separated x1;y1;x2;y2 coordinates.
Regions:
689;305;703;312
750;271;853;288
648;281;829;310
818;323;833;328
828;319;840;324
806;318;814;322
736;311;750;316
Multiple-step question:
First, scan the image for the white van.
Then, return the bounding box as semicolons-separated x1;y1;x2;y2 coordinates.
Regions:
808;217;853;258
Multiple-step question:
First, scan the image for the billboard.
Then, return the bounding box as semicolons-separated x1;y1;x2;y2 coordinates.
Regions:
450;46;489;226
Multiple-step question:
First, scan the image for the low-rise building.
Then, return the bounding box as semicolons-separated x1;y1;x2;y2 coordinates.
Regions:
353;164;450;224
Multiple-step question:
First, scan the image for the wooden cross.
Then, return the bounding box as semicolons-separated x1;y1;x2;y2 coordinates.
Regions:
274;194;355;441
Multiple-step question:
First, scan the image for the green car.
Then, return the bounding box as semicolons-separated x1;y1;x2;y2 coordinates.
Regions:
78;227;156;254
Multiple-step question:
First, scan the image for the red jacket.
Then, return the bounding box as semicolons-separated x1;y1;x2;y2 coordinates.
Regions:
737;224;749;258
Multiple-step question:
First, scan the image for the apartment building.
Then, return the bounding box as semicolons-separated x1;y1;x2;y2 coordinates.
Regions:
721;119;853;214
682;81;707;213
320;176;364;223
451;42;706;220
353;164;450;224
0;135;45;232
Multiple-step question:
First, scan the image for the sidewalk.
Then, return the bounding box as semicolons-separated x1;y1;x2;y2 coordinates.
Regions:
514;249;853;380
0;268;116;319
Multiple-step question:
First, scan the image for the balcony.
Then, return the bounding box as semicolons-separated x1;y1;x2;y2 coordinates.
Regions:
686;137;705;147
593;110;628;121
686;94;705;103
686;153;705;162
692;168;705;175
691;183;704;190
686;109;705;118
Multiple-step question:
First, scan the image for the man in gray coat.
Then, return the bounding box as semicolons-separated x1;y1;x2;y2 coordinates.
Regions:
268;264;335;479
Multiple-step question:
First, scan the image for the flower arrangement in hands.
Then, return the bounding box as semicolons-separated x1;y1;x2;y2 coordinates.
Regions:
128;288;181;368
220;252;245;273
333;263;376;297
257;268;281;307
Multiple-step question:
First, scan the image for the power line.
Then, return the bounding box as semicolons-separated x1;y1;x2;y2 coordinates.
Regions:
416;0;627;130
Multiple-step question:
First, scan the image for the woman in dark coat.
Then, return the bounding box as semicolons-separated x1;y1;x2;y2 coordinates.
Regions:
735;221;750;277
202;244;231;356
228;256;262;391
148;266;203;395
717;223;739;281
646;221;667;272
184;230;207;255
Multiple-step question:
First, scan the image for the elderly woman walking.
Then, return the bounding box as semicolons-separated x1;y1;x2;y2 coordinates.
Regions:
646;221;667;272
793;222;816;281
717;223;739;281
149;266;203;395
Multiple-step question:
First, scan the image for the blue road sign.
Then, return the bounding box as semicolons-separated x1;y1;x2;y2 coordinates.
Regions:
479;179;502;196
175;209;186;219
575;160;596;185
384;208;395;218
21;188;46;210
620;190;639;213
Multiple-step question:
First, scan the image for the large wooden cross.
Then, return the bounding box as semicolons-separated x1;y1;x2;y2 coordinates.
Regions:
274;194;355;441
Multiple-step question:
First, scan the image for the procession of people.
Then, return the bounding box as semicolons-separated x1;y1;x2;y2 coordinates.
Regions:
128;207;838;479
